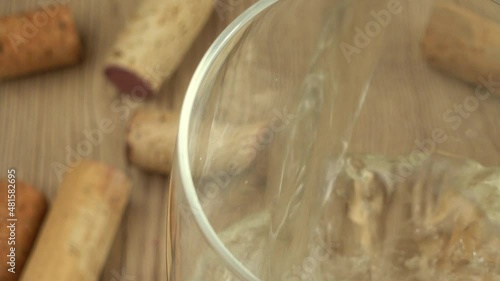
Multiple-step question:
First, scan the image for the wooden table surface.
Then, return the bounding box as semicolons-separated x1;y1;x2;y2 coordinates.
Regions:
1;0;500;280
0;1;253;280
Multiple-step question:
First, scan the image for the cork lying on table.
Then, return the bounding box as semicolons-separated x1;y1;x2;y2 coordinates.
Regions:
127;108;267;177
104;0;214;96
422;3;500;89
127;109;180;175
19;161;130;281
0;5;83;81
0;179;47;281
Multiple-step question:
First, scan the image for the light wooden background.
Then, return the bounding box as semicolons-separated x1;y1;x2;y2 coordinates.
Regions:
0;1;254;280
1;0;500;280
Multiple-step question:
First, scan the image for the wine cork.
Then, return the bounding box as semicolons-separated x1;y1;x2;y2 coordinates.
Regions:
19;161;130;281
127;108;266;176
0;5;83;81
422;3;500;87
104;0;214;96
127;109;179;174
0;179;47;281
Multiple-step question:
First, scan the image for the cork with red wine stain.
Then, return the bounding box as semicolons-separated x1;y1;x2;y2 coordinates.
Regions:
0;5;83;81
104;0;214;97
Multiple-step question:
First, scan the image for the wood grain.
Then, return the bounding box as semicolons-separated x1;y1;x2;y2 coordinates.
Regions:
0;0;499;281
0;0;252;280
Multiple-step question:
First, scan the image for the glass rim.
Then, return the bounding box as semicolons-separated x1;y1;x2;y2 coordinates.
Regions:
176;1;278;280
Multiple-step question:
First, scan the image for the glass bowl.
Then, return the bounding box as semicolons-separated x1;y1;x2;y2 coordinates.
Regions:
168;0;500;280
